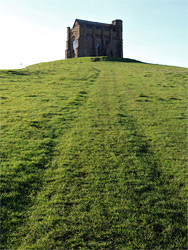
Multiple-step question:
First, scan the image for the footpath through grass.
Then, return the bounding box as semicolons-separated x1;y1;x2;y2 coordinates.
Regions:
1;57;187;249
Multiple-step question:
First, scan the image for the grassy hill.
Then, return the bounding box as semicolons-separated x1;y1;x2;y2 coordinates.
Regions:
1;57;187;249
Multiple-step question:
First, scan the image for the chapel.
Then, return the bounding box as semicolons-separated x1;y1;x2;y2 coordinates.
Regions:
65;19;123;58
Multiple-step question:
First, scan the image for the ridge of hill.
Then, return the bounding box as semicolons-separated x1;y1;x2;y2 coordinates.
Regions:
1;57;187;249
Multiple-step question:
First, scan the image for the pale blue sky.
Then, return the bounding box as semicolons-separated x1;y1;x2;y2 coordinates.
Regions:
0;0;187;68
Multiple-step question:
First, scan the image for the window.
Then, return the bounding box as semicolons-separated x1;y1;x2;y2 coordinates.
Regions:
112;21;116;25
73;40;77;53
96;43;100;49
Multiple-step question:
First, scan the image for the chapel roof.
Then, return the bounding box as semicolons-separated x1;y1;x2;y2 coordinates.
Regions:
73;19;112;29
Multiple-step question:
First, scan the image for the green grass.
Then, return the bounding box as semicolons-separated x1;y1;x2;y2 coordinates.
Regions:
1;57;187;249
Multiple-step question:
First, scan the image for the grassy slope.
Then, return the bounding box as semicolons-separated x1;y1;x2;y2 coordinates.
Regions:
1;57;187;249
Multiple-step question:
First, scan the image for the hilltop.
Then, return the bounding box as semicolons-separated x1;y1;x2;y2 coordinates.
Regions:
1;57;187;249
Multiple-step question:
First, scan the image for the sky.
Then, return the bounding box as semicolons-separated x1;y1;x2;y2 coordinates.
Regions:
0;0;187;69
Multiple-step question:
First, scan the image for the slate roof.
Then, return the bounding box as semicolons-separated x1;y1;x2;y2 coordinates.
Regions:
73;19;112;29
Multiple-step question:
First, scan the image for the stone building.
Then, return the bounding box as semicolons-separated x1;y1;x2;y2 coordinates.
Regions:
65;19;123;58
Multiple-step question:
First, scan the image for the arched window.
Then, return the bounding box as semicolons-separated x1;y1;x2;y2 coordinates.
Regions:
73;40;77;53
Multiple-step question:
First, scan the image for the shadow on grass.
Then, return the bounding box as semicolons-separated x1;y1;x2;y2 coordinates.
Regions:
91;56;144;63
